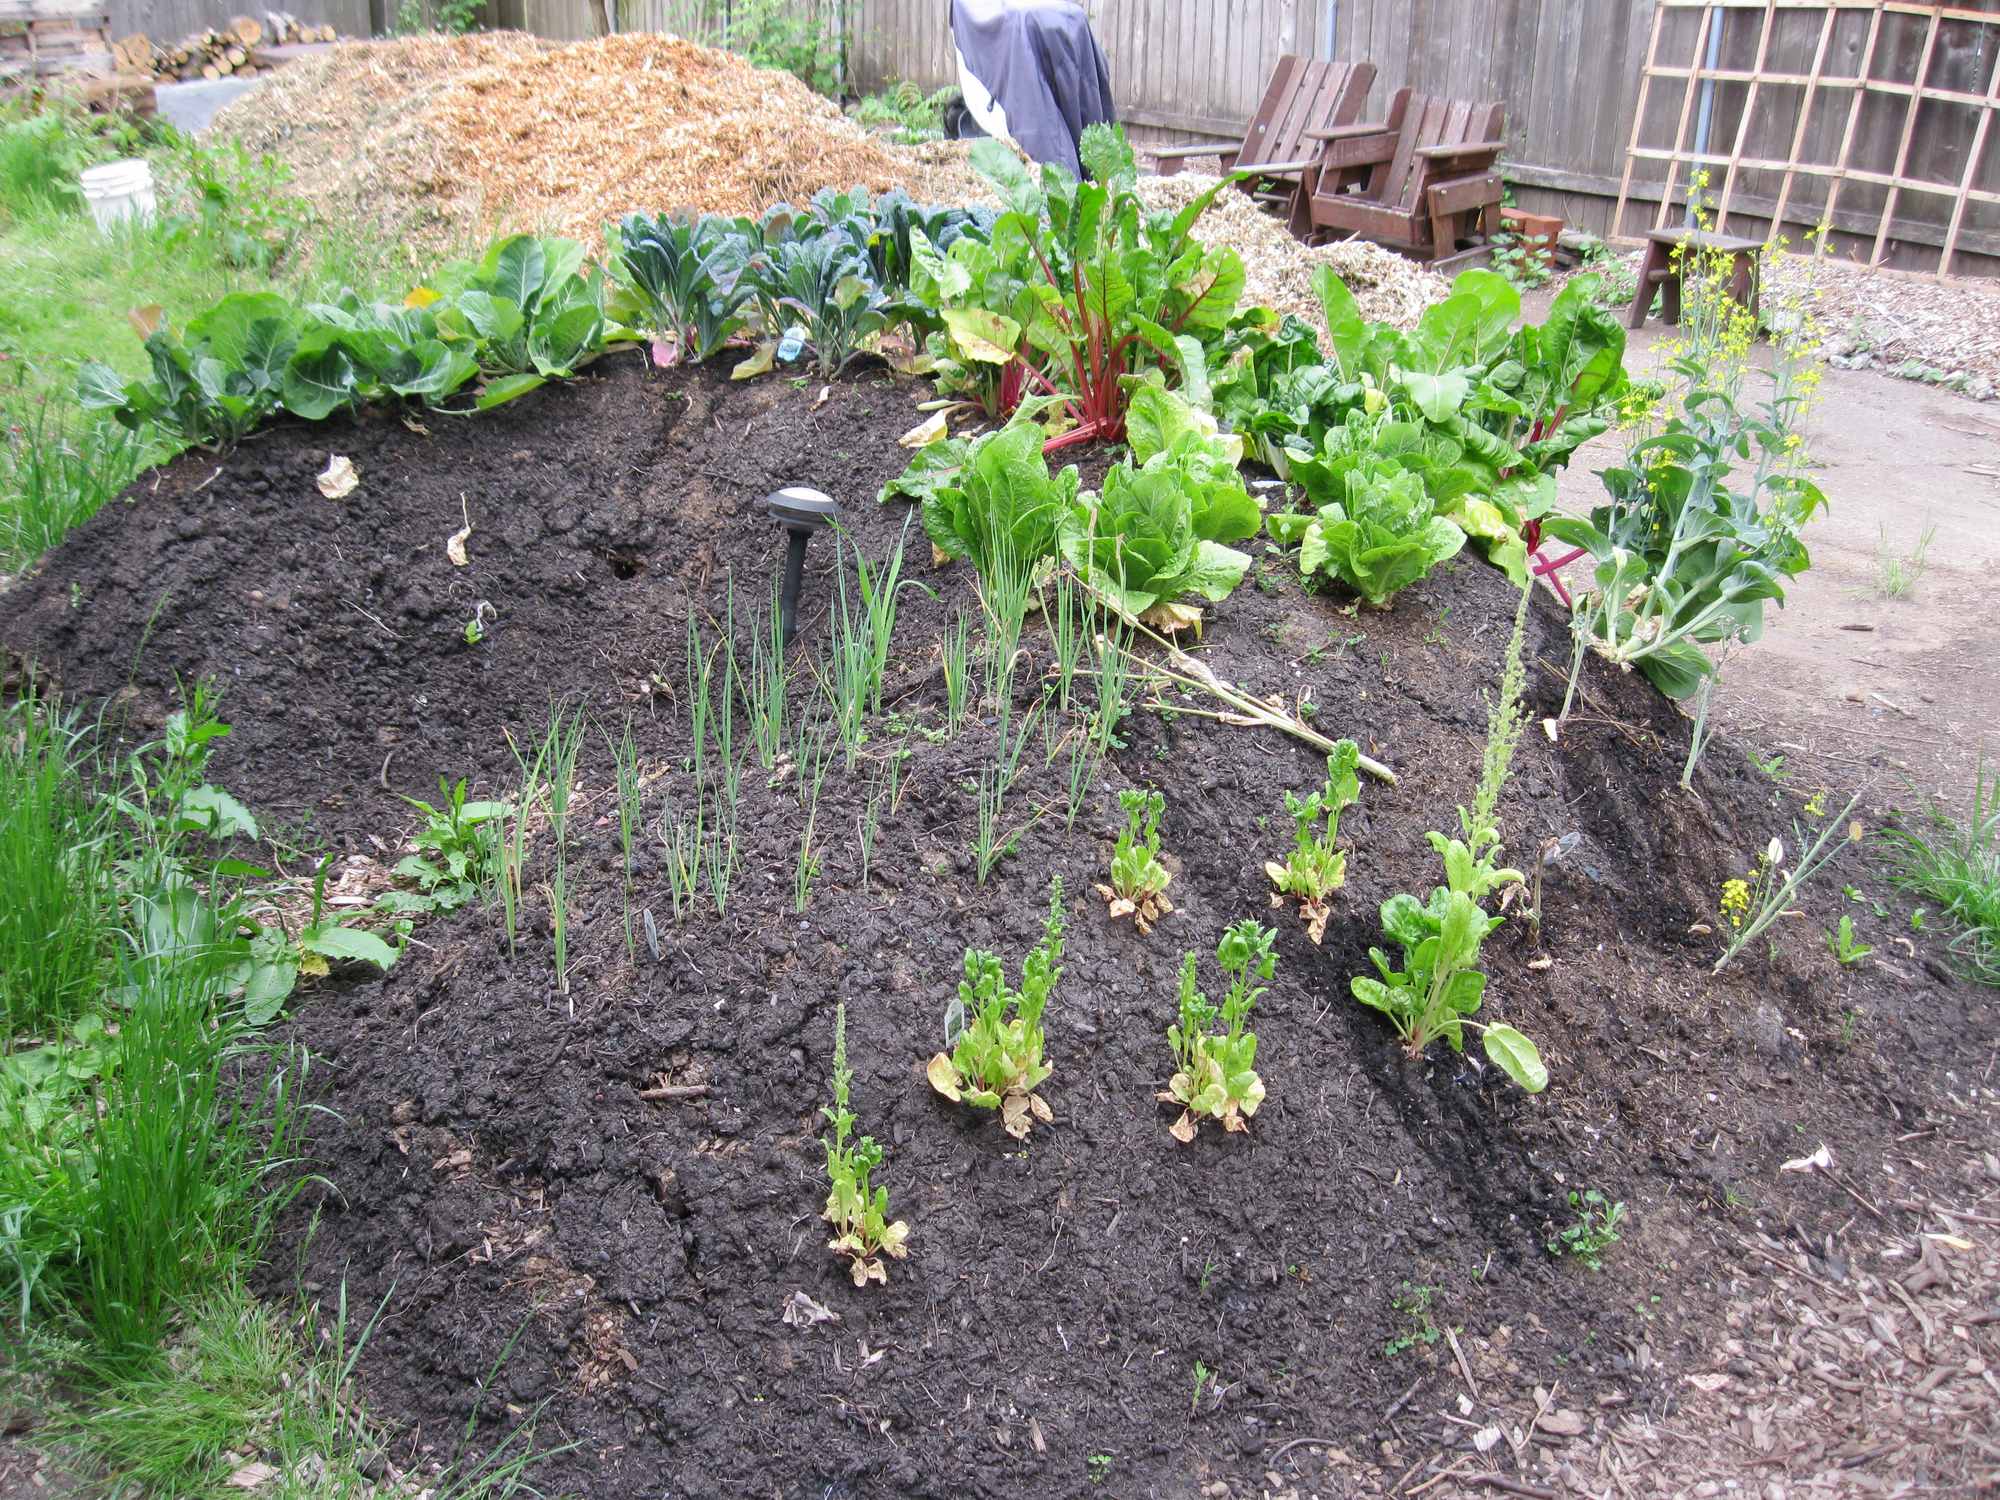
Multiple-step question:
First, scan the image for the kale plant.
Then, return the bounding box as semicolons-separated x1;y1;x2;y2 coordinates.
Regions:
609;212;752;365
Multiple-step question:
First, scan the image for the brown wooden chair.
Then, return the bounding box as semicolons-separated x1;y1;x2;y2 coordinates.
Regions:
1296;90;1506;264
1144;55;1376;223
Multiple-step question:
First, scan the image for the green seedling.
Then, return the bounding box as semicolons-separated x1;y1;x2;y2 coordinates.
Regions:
928;876;1065;1138
821;1003;910;1286
1827;915;1872;966
1190;1361;1214;1415
1097;787;1172;933
1384;1281;1443;1357
1547;1189;1625;1271
1265;740;1361;944
1161;920;1274;1142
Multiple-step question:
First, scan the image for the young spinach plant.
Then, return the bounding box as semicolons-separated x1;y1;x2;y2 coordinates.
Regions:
1265;739;1362;944
822;1003;911;1286
1097;787;1173;933
1161;920;1274;1142
928;876;1065;1138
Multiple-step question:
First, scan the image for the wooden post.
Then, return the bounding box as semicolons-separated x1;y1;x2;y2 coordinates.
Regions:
1655;2;1715;231
1819;1;1887;257
1869;4;1944;267
1936;40;2000;277
1713;0;1777;233
1612;0;1668;242
1766;3;1836;239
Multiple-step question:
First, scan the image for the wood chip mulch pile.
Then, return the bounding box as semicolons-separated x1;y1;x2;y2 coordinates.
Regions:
1773;254;2000;401
213;33;991;258
1135;170;1448;331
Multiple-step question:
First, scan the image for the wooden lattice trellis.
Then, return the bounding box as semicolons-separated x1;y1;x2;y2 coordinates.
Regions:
1613;0;2000;279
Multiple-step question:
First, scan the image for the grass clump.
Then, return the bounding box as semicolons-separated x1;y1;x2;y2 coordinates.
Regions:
1881;763;2000;986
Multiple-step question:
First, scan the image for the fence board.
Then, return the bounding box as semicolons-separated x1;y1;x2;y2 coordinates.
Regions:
102;0;370;43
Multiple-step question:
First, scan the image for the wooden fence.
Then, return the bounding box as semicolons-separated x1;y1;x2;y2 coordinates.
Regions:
842;0;1999;274
102;0;369;45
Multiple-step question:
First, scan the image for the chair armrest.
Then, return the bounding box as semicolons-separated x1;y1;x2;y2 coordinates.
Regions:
1305;120;1391;142
1414;138;1505;160
1145;140;1244;161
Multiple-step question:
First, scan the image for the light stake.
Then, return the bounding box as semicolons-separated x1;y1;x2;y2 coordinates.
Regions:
763;486;840;646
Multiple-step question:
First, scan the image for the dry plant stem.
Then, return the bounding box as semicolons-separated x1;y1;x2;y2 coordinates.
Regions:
1074;577;1398;783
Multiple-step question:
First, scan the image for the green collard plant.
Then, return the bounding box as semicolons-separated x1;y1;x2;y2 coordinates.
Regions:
1265;740;1362;944
608;211;753;366
1161;920;1274;1142
821;1004;911;1287
1096;787;1173;933
1349;587;1546;1093
927;876;1065;1138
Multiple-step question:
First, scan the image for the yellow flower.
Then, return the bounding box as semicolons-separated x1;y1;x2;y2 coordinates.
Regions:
1720;878;1751;930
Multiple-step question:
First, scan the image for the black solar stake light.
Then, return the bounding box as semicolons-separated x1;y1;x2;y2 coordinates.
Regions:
764;486;840;646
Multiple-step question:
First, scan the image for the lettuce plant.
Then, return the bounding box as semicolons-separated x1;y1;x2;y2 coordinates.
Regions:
1060;385;1262;629
1097;788;1172;933
1161;920;1274;1142
927;876;1065;1138
1267;416;1467;608
893;422;1078;579
1265;740;1362;944
822;1003;910;1286
430;234;606;402
609;211;752;366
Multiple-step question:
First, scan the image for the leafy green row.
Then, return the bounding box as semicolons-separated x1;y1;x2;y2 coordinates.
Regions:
80;233;610;446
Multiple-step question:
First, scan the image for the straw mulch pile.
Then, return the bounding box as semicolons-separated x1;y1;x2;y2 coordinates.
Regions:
215;33;991;258
1135;171;1448;330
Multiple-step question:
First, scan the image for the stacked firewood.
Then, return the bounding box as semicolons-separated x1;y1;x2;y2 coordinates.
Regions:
114;13;339;83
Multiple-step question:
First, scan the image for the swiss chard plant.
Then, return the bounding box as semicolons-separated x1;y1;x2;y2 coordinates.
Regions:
1161;920;1274;1142
1265;739;1362;944
822;1003;911;1286
951;124;1246;449
1097;787;1173;932
927;876;1066;1138
376;776;509;918
1059;384;1262;630
609;211;753;366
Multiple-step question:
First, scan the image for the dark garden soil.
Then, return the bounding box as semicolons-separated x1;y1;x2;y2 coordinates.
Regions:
1;356;1983;1499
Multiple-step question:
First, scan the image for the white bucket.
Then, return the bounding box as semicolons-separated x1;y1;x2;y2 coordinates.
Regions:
79;159;157;230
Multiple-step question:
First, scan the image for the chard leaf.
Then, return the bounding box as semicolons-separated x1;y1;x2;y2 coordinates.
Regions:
1481;1024;1547;1093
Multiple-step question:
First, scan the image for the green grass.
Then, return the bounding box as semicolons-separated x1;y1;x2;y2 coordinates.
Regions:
41;1272;551;1499
0;693;116;1040
0;105;467;571
1882;762;2000;986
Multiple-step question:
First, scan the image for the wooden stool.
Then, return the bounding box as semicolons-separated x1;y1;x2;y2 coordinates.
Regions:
1626;227;1763;330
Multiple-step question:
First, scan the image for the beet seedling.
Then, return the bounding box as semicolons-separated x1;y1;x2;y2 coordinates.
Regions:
1098;788;1172;933
822;1003;911;1286
1161;919;1274;1142
928;876;1065;1138
1266;740;1362;944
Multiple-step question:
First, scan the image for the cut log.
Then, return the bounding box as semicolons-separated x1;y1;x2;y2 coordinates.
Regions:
223;44;243;63
228;14;259;45
200;61;218;78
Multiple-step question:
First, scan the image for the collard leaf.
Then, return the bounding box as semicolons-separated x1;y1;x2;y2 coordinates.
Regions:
475;373;546;411
301;924;400;972
1481;1024;1547;1093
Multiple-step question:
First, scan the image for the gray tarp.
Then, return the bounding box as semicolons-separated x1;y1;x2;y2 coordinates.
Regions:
950;0;1116;178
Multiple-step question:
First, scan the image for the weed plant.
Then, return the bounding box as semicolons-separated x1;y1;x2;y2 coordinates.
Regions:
1876;521;1936;600
0;382;141;571
1714;793;1864;973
